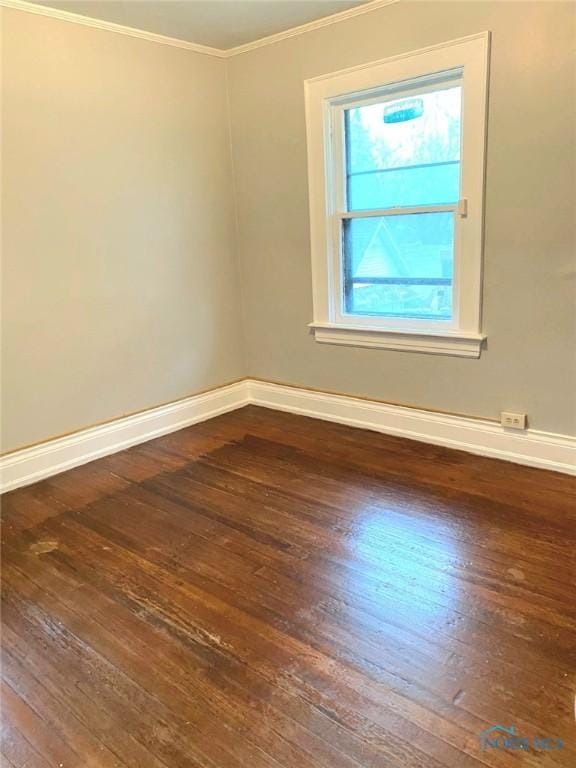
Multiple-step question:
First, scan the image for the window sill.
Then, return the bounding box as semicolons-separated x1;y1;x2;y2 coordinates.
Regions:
308;322;485;358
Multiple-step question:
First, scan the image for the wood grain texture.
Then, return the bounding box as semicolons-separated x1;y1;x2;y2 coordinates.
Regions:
2;405;575;767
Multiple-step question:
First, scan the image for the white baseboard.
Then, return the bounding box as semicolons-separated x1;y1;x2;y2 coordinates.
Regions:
2;379;574;493
246;380;576;476
0;381;249;493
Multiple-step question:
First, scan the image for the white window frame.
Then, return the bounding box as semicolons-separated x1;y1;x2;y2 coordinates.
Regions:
305;33;490;358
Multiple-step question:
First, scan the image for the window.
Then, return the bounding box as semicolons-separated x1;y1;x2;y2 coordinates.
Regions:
305;34;489;357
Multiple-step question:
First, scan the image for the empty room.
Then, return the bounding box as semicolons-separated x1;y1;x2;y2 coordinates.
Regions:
1;0;575;765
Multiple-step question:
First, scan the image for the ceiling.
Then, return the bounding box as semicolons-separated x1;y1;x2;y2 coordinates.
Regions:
32;0;374;50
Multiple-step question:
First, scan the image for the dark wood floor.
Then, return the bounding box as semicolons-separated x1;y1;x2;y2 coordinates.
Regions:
1;406;575;768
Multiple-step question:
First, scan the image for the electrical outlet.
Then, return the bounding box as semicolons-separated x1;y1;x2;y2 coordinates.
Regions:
500;411;527;430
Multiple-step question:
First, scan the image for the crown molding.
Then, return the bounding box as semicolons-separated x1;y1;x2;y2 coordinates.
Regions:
0;0;227;58
224;0;400;57
1;0;400;59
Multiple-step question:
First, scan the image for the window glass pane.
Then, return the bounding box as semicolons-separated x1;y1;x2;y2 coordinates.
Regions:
345;85;462;210
343;213;454;320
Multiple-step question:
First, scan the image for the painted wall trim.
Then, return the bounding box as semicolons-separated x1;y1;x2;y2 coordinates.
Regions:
0;0;400;58
0;0;227;57
224;1;400;57
309;324;485;358
0;382;249;493
245;380;576;476
2;379;574;492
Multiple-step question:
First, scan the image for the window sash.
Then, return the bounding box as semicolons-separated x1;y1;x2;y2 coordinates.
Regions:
329;70;464;112
342;75;463;214
333;209;462;331
328;84;469;330
339;203;461;219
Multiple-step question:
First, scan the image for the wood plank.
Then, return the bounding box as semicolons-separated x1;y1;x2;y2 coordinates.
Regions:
2;406;575;767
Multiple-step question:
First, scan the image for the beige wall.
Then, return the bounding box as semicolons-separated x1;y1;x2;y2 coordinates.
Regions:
2;2;575;453
227;1;576;435
1;9;244;452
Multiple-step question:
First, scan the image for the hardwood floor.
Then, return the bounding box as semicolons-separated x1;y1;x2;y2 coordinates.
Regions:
1;405;575;768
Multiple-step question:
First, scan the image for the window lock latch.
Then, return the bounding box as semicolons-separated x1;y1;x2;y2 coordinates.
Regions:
457;198;468;217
